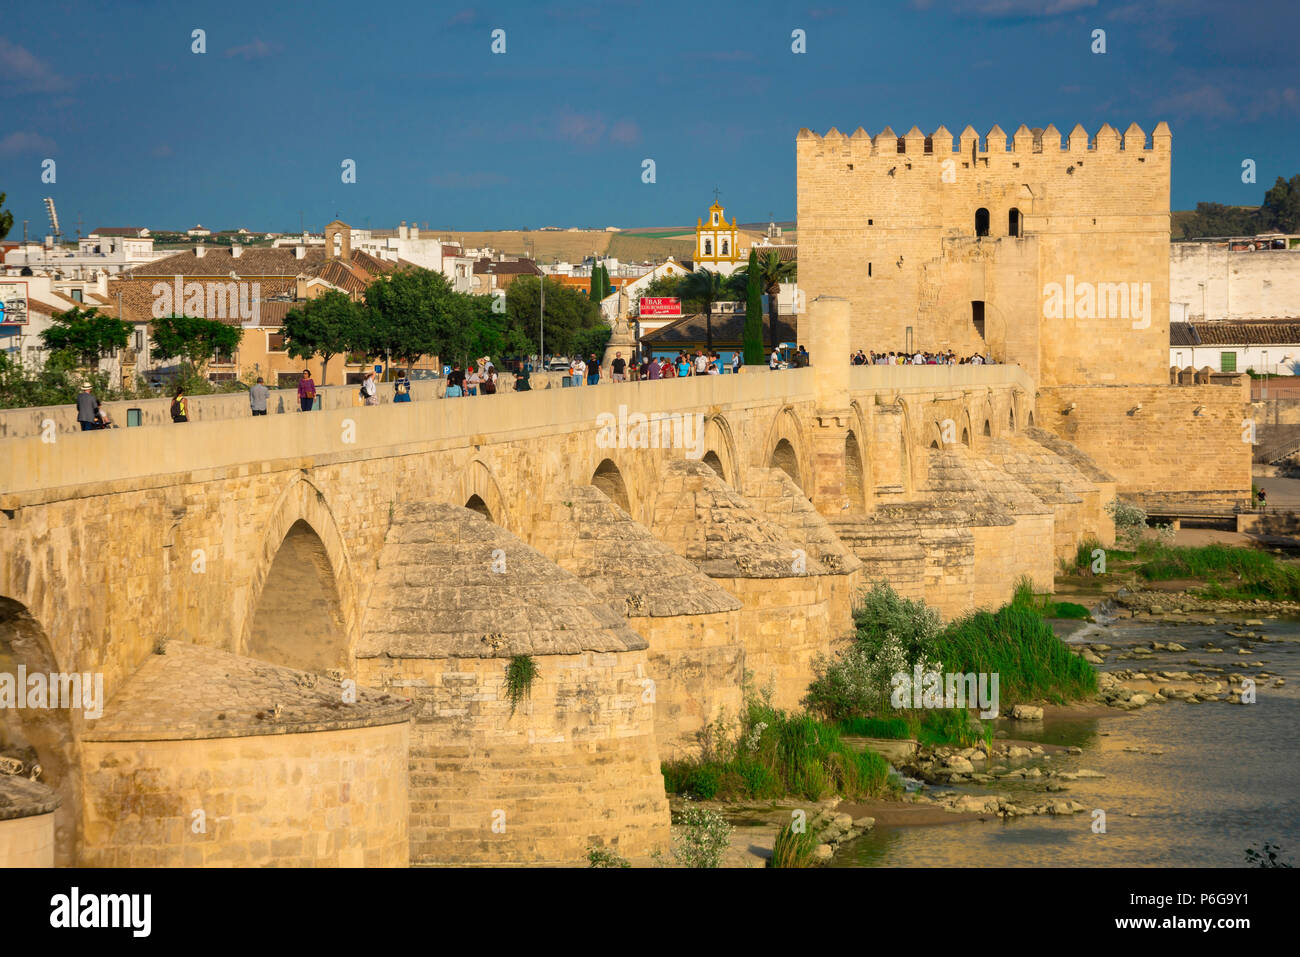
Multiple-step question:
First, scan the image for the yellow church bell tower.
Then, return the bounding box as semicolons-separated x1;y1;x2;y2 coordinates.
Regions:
695;194;741;270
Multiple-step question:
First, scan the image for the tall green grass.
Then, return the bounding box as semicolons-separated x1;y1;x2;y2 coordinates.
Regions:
835;716;912;739
1134;543;1300;600
932;596;1097;704
662;703;893;802
835;711;990;748
769;819;820;868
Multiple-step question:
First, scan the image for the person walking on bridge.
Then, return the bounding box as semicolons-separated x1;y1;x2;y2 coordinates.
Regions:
76;381;99;432
297;370;317;412
170;387;189;423
250;377;269;416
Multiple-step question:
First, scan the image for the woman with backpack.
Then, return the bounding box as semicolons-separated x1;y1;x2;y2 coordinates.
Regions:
361;371;378;406
170;387;189;423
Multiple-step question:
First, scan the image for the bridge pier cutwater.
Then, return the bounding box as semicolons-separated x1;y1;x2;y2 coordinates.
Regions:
1;295;1124;866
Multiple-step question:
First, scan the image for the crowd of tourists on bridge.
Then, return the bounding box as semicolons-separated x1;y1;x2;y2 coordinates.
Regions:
852;349;995;365
69;343;998;431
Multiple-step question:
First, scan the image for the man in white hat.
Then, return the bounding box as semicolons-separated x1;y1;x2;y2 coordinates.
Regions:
75;381;99;432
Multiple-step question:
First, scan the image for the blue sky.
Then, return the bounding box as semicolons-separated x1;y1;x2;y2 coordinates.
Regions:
2;0;1298;235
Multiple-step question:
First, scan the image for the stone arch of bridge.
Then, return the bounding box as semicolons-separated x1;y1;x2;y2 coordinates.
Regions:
762;406;810;494
0;596;84;866
457;458;512;531
895;397;922;493
848;400;873;510
591;457;633;515
239;475;359;669
701;413;740;490
970;394;995;449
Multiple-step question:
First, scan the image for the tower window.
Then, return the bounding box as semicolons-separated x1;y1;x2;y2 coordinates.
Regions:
1009;208;1022;237
721;240;728;255
704;239;712;255
972;301;986;339
975;208;990;237
868;263;872;277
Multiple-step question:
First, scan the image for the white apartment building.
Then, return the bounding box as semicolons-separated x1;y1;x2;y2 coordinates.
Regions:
3;233;168;279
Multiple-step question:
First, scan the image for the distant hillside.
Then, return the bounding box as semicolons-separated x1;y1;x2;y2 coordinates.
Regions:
430;225;786;264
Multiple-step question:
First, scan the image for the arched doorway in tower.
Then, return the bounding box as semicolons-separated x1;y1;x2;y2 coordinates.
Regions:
769;438;800;488
1027;411;1035;427
591;459;631;514
844;431;865;508
0;597;81;865
983;419;992;437
465;495;492;520
247;520;348;673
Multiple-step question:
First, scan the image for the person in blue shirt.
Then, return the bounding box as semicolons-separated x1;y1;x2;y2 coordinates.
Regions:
394;377;412;402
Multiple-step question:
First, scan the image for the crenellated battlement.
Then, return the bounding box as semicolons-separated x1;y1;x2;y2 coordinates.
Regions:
797;121;1170;157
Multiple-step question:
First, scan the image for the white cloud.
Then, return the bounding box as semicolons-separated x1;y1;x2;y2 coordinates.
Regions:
0;37;71;94
0;131;57;155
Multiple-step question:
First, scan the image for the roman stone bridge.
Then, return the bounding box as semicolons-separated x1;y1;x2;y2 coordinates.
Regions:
0;299;1117;867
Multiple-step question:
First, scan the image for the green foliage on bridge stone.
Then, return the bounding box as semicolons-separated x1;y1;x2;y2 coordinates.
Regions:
586;844;631;868
505;654;539;717
39;306;132;369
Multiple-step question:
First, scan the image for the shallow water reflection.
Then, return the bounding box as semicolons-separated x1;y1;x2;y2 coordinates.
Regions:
832;619;1300;867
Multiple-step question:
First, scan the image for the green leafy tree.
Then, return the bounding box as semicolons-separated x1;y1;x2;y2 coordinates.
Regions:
1262;175;1300;233
676;268;730;353
280;290;365;385
742;250;764;365
1178;202;1260;239
506;276;603;357
149;314;242;375
364;267;457;368
0;192;12;241
737;250;797;353
39;306;132;369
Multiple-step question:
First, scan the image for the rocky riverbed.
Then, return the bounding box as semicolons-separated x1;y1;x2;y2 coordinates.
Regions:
681;587;1298;868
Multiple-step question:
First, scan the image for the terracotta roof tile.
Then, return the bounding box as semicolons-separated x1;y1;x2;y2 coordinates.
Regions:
1173;320;1300;346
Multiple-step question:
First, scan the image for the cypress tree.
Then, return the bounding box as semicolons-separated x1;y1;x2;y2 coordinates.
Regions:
743;249;764;365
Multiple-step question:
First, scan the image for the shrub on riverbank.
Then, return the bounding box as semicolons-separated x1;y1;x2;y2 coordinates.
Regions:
661;700;893;802
806;582;1096;723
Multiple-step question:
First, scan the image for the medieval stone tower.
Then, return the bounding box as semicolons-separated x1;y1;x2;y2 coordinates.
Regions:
796;122;1173;388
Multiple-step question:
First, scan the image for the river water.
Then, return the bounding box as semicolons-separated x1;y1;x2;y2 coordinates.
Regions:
831;618;1300;867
